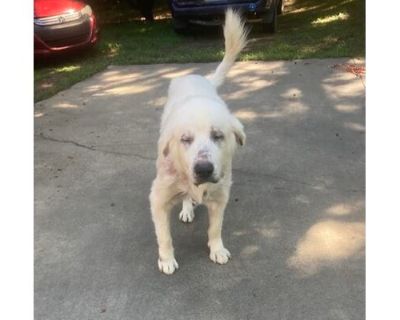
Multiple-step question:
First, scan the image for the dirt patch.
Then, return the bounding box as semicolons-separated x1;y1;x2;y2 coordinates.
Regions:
332;63;365;79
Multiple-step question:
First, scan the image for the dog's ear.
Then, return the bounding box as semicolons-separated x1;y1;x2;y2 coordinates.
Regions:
158;134;172;158
231;115;246;146
163;141;170;157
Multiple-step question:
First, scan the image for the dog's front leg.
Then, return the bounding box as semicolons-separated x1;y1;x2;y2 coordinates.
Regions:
207;198;231;265
179;195;195;223
150;186;178;275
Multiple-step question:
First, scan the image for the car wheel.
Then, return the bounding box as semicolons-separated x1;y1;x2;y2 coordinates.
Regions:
277;0;284;15
173;17;189;34
263;5;278;33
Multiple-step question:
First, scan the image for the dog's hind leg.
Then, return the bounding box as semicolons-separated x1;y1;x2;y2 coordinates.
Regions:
179;195;195;223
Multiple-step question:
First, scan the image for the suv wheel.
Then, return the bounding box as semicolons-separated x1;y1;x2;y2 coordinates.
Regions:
263;5;278;33
173;17;189;34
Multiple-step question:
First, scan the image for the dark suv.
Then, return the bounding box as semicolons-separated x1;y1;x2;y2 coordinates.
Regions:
169;0;284;33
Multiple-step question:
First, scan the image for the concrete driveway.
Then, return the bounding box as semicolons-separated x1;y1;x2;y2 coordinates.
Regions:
35;59;365;320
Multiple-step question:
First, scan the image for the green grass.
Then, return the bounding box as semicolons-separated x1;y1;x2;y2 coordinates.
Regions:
34;0;365;102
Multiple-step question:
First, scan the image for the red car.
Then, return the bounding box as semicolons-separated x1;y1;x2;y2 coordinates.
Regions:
34;0;99;57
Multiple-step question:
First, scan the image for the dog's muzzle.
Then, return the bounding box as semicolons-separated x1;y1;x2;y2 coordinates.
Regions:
194;161;218;185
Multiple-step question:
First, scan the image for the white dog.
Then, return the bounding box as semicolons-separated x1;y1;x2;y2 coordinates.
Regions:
149;9;248;275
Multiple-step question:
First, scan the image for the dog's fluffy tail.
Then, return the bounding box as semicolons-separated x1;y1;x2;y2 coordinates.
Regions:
207;9;248;88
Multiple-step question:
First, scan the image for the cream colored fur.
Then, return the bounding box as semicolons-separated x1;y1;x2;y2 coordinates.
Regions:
149;9;247;275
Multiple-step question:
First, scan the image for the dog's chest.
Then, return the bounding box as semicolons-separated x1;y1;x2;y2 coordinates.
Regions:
186;185;207;204
185;183;222;205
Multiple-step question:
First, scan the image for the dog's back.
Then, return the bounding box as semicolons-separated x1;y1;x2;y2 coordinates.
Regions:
161;9;247;132
161;75;220;131
169;75;218;105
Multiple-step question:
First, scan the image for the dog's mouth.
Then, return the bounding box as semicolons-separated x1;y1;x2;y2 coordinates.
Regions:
194;176;219;186
194;172;225;186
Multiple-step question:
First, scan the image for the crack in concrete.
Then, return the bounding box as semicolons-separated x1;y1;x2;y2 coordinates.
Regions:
36;133;156;161
37;134;96;151
233;168;364;193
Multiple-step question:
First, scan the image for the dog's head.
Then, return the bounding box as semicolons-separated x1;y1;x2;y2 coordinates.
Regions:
159;99;245;185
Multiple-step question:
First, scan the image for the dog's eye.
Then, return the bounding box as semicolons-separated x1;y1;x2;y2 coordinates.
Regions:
181;135;193;145
211;131;224;141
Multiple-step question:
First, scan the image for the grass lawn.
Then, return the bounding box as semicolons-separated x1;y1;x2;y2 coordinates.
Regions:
34;0;365;102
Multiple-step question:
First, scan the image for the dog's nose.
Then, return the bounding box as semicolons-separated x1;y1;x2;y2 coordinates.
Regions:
194;161;214;179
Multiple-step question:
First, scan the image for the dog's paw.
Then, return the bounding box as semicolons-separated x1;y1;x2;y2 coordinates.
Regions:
179;208;195;223
209;247;231;265
158;258;179;275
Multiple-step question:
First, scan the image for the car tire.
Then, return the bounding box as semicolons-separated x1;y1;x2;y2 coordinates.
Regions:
263;5;278;33
277;0;284;15
173;17;189;34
